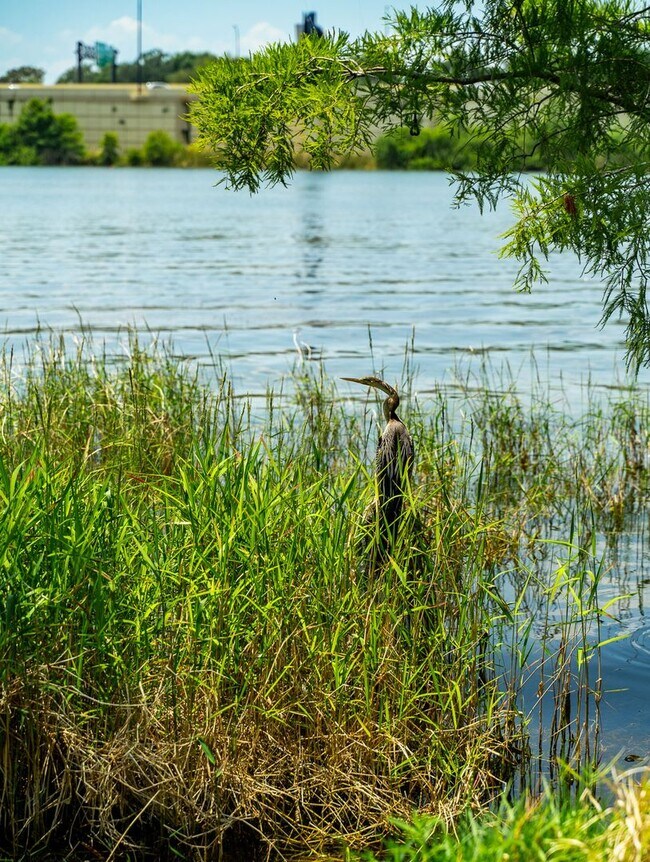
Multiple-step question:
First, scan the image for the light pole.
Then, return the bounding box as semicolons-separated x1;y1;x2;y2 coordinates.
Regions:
137;0;143;92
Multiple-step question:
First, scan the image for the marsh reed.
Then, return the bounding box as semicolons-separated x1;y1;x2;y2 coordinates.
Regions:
0;335;645;859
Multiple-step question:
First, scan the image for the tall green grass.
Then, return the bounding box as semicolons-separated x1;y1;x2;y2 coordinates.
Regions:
0;336;645;859
363;772;650;862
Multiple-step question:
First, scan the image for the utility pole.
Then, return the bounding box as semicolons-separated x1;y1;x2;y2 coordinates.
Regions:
233;24;240;58
137;0;143;92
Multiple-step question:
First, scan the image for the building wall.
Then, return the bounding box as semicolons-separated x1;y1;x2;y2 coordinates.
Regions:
0;84;196;150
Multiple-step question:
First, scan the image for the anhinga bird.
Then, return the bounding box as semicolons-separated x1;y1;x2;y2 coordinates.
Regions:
342;376;414;553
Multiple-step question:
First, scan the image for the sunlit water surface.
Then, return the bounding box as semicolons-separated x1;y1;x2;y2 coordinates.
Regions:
2;166;649;773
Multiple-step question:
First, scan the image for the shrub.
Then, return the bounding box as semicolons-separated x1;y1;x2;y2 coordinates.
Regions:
98;131;120;166
375;126;480;171
12;99;85;165
142;129;182;166
124;147;144;166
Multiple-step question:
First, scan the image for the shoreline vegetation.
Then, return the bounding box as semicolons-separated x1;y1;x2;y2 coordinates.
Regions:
3;97;643;172
366;774;650;862
0;333;649;858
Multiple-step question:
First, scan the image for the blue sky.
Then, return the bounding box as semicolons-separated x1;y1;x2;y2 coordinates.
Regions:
0;2;393;83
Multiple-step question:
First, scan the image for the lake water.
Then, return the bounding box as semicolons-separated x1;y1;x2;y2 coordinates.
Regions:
2;167;647;398
2;166;649;773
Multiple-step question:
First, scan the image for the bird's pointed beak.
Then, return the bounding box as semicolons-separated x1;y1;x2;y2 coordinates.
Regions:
341;376;394;396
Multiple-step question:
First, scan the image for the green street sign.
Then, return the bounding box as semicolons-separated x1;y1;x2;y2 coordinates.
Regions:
95;42;115;68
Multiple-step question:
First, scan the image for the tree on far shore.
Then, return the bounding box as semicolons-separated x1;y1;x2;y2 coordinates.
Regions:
56;49;219;85
0;66;45;84
0;99;84;165
190;0;650;370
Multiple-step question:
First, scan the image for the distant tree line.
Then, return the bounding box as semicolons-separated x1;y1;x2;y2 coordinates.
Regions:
372;126;645;172
6;95;623;174
0;51;219;87
55;49;220;84
0;66;45;84
2;96;603;172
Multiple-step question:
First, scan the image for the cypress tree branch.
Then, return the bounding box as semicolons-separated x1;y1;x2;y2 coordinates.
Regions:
190;0;650;369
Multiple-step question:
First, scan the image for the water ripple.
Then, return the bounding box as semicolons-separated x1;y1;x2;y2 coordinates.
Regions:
1;166;648;400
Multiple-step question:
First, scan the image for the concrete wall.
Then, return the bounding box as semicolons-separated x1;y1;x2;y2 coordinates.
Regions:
0;84;196;150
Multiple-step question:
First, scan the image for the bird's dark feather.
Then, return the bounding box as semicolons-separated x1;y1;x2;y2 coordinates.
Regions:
342;375;415;556
376;418;414;541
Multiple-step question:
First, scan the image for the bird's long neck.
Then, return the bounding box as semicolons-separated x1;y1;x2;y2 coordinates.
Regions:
383;392;400;422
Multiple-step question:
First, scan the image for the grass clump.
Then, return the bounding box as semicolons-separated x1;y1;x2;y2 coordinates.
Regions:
0;336;647;859
365;773;650;861
0;336;521;860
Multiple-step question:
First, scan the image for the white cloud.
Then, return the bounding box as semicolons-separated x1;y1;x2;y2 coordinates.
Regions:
0;28;25;77
82;17;290;61
38;17;291;83
82;16;144;58
0;26;22;47
47;57;78;83
82;16;196;58
239;22;290;55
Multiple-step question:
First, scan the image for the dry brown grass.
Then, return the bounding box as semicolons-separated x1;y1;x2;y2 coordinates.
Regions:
0;675;511;859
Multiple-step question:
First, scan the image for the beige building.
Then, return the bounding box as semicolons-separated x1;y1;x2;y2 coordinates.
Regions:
0;83;196;150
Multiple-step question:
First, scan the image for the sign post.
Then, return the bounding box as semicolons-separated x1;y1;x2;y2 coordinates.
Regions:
75;41;118;83
95;42;119;82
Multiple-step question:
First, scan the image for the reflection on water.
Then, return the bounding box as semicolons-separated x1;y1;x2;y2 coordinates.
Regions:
447;376;650;780
509;509;650;778
2;166;649;403
594;525;650;764
2;166;650;771
296;174;327;281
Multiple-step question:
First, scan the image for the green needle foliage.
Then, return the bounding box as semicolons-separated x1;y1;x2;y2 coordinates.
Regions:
190;1;650;370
